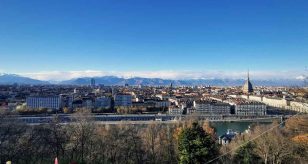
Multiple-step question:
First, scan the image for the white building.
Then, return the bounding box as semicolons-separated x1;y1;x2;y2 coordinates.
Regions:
227;98;266;116
235;102;266;116
169;107;183;115
156;94;170;100
237;95;308;113
241;95;290;107
193;100;231;115
218;129;237;145
144;99;171;108
114;94;132;107
26;96;61;110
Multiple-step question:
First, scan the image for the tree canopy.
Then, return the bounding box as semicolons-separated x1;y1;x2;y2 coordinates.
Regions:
178;122;219;164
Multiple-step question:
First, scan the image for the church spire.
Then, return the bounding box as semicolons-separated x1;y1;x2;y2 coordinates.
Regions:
243;69;253;94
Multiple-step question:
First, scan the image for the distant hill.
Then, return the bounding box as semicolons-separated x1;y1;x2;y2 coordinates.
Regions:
60;76;126;85
60;76;304;87
60;76;186;86
0;73;304;86
0;74;49;85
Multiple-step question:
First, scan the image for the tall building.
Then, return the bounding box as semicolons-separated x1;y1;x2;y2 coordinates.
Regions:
90;78;95;87
243;70;253;94
169;82;173;97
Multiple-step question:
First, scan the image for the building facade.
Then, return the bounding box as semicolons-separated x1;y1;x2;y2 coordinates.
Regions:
226;98;267;116
114;94;132;107
26;96;61;110
235;102;266;116
168;107;183;115
95;97;112;109
193;100;231;115
154;100;170;108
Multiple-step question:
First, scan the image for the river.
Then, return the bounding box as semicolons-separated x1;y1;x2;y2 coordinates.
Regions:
210;121;272;136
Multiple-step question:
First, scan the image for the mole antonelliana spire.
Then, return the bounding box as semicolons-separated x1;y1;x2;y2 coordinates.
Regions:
243;69;253;94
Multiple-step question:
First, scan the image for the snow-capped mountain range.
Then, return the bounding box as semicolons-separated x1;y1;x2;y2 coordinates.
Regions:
0;73;306;86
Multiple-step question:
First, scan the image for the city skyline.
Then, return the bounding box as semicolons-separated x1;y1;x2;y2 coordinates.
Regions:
0;1;307;164
1;0;308;77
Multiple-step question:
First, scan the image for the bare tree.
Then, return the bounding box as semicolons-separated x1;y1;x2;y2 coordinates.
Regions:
142;122;161;163
67;109;96;163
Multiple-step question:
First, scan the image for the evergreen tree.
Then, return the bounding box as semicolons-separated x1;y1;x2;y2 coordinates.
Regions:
233;142;261;164
178;122;219;164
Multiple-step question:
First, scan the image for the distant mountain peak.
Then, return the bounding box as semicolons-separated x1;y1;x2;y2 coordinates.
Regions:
0;73;48;85
0;74;304;86
0;73;8;76
59;76;303;86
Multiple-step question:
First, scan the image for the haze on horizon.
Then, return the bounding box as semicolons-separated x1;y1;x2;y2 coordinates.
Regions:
0;0;307;80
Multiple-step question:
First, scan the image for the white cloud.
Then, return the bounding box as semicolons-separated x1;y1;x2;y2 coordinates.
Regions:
296;75;307;80
18;70;306;81
0;69;5;75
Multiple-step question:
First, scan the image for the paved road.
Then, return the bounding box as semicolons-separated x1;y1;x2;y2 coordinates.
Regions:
8;114;283;124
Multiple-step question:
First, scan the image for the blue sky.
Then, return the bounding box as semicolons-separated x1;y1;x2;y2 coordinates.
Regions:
0;0;307;80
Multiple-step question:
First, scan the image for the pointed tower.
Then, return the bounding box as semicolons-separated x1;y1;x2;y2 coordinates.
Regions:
243;70;253;94
169;82;173;97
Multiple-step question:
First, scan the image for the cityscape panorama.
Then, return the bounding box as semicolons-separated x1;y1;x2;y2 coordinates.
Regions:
0;0;307;164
